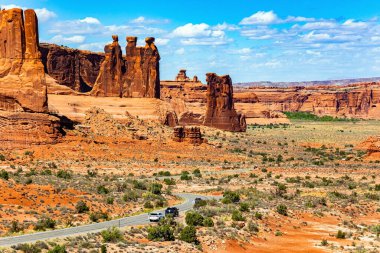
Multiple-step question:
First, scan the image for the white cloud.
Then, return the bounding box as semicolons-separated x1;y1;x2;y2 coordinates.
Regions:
50;35;86;44
1;4;24;9
155;38;170;46
130;16;170;25
80;17;101;25
241;26;278;40
175;48;185;55
228;48;253;55
78;42;107;52
240;11;279;25
35;8;57;22
343;19;368;29
180;37;232;46
172;23;212;37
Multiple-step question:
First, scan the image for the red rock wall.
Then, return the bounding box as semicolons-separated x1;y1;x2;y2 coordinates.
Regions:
40;43;104;92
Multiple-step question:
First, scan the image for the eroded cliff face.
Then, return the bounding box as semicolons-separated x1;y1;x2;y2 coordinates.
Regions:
203;73;247;132
236;83;380;119
40;43;104;92
41;36;161;98
0;8;62;148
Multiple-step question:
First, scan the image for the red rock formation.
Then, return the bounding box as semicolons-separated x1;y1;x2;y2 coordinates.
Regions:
173;126;205;145
203;73;246;132
0;8;62;147
40;43;104;92
124;36;160;98
91;35;124;97
235;83;380;119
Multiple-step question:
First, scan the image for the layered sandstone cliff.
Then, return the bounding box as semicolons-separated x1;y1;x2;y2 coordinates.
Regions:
40;43;104;92
0;8;61;147
203;73;246;132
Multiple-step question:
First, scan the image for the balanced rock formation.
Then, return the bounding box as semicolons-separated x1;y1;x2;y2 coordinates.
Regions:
203;73;246;132
91;35;124;97
173;126;205;145
40;43;104;92
0;8;61;147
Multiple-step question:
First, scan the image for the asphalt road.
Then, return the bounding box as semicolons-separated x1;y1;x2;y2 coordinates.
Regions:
0;193;218;247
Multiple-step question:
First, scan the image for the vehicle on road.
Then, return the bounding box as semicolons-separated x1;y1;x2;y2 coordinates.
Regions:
165;207;179;217
149;212;165;222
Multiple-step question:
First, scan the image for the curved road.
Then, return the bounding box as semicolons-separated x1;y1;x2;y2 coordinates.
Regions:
0;193;218;247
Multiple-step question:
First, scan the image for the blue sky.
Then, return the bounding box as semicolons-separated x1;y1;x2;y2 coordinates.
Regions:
2;0;380;82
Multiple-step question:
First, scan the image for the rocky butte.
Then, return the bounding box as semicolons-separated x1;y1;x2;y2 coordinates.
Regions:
0;8;62;148
203;73;246;132
42;35;161;99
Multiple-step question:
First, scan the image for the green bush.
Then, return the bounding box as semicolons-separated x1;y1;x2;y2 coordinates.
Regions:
0;169;9;180
56;170;72;179
101;227;123;242
247;222;259;233
222;191;240;204
100;245;107;253
147;225;175;241
239;203;250;212
232;210;245;221
276;204;288;216
16;244;41;253
97;185;110;194
123;190;139;201
149;183;163;195
90;212;109;222
163;178;176;185
75;201;89;213
133;180;147;190
144;201;154;209
185;211;204;226
34;217;56;231
336;230;346;239
47;245;67;253
194;199;207;209
0;154;5;161
9;220;23;233
179;226;198;244
203;217;214;227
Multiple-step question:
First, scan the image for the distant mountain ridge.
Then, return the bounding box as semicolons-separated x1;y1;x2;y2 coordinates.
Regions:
235;77;380;88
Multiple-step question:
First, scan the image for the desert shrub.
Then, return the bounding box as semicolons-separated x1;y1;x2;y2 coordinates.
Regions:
276;183;287;196
9;220;23;233
56;170;72;179
97;185;110;194
75;201;89;213
87;170;97;177
163;178;176;185
47;245;67;253
371;225;380;237
321;239;328;246
147;225;174;241
0;169;9;180
0;154;5;161
101;227;123;242
144;201;154;209
222;191;240;204
247;222;259;233
375;184;380;191
232;210;245;221
180;173;192;181
100;245;107;253
203;217;214;227
179;226;198;244
149;183;163;195
133;180;147;190
16;244;41;253
90;212;109;222
194;199;207;209
255;212;263;220
34;217;56;231
193;169;202;178
336;230;346;239
106;197;114;204
276;204;288;216
185;211;204;226
239;202;250;212
123;190;139;201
